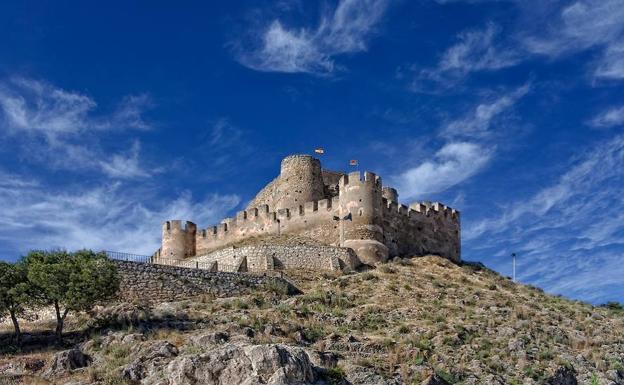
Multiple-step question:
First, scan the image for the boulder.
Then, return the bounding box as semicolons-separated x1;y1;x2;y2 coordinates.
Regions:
122;341;179;383
190;331;230;346
44;348;91;376
546;367;577;385
343;364;401;385
421;373;452;385
159;343;317;385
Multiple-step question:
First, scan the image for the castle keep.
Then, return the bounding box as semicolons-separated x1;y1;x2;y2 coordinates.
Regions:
156;154;460;271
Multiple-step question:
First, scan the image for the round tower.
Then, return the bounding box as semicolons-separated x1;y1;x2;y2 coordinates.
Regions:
382;186;398;203
275;154;325;210
338;171;389;265
161;220;197;260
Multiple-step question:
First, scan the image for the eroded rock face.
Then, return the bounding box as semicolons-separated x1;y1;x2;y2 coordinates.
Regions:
121;340;179;384
44;348;91;376
546;367;577;385
421;374;452;385
150;343;317;385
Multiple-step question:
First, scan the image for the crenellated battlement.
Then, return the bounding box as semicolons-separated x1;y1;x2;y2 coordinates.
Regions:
163;220;196;233
158;154;461;264
339;171;382;187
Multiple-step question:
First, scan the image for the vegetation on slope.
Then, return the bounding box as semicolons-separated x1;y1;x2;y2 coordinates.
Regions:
1;255;623;384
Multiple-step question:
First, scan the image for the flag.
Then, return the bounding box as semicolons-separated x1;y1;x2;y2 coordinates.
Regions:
314;148;325;154
349;159;358;166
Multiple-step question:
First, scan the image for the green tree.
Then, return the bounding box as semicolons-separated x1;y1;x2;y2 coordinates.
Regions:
0;261;31;344
25;249;120;343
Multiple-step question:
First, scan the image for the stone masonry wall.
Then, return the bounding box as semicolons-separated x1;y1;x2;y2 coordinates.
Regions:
191;244;360;272
382;201;460;262
195;197;342;255
114;260;299;303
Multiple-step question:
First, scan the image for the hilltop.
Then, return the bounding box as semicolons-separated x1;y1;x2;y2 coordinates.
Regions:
1;256;623;384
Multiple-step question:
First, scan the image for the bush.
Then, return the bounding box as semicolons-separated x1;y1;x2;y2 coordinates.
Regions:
0;261;33;344
260;280;291;296
323;366;347;385
601;302;624;311
25;249;120;343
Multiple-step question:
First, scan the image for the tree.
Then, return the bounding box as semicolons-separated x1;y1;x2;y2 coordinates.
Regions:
0;261;31;344
25;250;120;343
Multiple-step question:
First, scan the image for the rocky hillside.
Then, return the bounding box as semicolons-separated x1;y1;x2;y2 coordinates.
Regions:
1;256;623;384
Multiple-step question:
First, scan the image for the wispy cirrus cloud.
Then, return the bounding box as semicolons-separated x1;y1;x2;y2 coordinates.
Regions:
464;134;624;303
393;142;493;199
414;23;521;92
520;0;624;81
234;0;389;75
0;77;154;179
390;84;529;200
0;78;151;135
0;169;241;258
441;83;529;140
588;105;624;128
417;0;624;90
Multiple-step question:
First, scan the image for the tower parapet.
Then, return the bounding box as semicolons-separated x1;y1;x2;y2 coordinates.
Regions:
161;220;196;260
275;154;325;210
338;171;389;265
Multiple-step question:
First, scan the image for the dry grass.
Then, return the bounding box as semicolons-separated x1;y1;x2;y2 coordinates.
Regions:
2;255;622;384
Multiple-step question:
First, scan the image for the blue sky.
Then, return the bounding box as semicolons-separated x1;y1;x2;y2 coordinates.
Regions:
1;0;623;304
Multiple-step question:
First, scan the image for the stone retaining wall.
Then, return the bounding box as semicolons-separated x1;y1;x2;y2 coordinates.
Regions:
191;244;360;272
114;260;299;303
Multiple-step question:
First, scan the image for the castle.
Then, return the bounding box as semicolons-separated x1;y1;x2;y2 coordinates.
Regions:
154;154;460;272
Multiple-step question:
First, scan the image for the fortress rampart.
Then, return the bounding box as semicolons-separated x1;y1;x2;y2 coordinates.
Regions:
156;154;461;269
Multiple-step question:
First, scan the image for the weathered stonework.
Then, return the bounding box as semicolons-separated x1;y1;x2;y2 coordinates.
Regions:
156;154;461;269
114;260;298;303
192;244;360;272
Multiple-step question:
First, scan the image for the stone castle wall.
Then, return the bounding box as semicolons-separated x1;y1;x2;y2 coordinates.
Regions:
158;154;461;266
192;197;341;256
382;201;460;262
190;244;360;272
114;260;298;303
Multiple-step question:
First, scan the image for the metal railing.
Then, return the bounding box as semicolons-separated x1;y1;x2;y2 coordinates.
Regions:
105;251;152;263
105;251;285;278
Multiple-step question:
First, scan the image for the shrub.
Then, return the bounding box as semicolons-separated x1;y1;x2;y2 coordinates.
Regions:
601;302;624;311
261;280;291;296
324;366;347;385
378;264;396;274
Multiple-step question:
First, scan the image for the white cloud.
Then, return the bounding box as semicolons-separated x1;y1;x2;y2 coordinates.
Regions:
0;78;96;136
522;0;624;57
0;77;153;179
520;0;624;81
441;84;529;139
414;23;521;91
418;0;624;87
588;105;624;128
594;42;624;80
438;23;519;72
0;170;241;257
99;141;151;179
236;0;389;74
463;135;624;302
392;142;493;200
389;85;528;201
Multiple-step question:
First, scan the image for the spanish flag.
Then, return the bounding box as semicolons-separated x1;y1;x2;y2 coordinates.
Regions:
314;148;325;154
